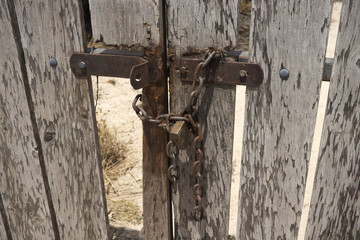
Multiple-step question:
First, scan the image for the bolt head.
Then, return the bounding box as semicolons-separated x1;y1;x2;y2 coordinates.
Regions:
239;70;247;78
79;61;86;69
180;67;187;74
279;68;290;80
49;58;57;68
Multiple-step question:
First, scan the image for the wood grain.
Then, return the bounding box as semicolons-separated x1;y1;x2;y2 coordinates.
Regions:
168;1;238;239
12;0;108;239
305;0;360;238
0;193;12;240
0;1;55;239
89;0;160;46
0;210;7;240
168;0;238;55
237;1;333;239
89;1;171;239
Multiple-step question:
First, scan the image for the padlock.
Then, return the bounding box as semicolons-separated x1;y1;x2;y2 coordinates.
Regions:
170;121;191;150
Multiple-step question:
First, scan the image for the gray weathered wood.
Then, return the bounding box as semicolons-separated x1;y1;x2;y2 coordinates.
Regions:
89;0;160;46
305;0;360;239
0;193;10;240
12;0;108;239
168;1;238;239
0;1;55;239
0;211;6;240
237;1;333;239
89;1;171;239
168;1;237;56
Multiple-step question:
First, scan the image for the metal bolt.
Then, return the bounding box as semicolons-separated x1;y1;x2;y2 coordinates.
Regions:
180;67;187;74
49;58;57;68
279;68;290;80
239;70;247;78
79;61;86;69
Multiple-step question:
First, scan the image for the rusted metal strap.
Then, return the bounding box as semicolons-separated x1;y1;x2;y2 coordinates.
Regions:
178;58;264;87
237;51;334;82
70;52;156;89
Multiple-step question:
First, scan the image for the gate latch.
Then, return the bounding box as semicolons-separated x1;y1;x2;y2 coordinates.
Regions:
70;49;264;89
177;51;263;87
70;49;157;90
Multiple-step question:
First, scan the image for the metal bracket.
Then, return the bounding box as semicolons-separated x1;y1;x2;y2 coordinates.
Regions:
178;58;263;87
70;49;264;89
178;56;263;87
70;50;156;90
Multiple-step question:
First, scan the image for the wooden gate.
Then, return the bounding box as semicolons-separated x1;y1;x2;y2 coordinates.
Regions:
1;0;360;239
0;0;108;239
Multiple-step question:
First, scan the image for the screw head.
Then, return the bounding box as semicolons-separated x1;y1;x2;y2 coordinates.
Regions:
79;61;86;69
279;68;290;80
239;70;247;78
49;58;57;68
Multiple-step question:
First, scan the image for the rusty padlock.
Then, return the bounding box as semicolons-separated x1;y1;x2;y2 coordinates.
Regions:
170;121;191;150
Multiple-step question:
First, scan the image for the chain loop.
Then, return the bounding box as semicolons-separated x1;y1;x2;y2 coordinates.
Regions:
132;51;216;221
166;140;179;193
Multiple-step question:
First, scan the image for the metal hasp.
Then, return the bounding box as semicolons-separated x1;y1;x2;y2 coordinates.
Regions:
178;57;264;87
70;52;156;90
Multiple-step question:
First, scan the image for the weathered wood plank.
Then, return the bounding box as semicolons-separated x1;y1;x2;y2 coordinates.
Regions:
89;0;160;46
237;1;332;239
12;0;108;239
0;219;6;240
305;1;360;238
168;1;237;56
0;217;5;240
0;194;10;240
89;1;171;239
168;1;238;239
0;1;56;239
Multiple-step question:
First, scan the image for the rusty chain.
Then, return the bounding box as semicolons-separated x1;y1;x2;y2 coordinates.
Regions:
132;51;217;221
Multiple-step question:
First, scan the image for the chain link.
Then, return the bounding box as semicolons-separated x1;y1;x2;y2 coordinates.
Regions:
132;51;217;221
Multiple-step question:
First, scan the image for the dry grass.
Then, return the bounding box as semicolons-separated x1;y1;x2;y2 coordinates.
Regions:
97;119;133;192
108;199;142;225
97;119;142;228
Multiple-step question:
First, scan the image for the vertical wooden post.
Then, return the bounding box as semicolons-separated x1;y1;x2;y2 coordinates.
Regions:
305;0;360;238
167;1;239;239
0;0;109;239
237;0;333;239
89;1;171;239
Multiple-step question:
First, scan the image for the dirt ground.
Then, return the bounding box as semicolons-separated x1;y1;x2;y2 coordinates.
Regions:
93;2;342;239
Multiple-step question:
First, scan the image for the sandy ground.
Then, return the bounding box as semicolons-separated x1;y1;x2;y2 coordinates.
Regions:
94;2;342;239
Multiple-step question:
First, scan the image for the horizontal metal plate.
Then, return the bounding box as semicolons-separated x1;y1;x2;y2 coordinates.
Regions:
178;58;264;87
70;53;151;89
